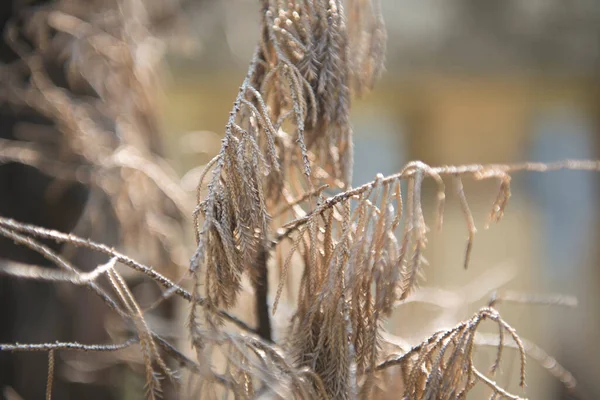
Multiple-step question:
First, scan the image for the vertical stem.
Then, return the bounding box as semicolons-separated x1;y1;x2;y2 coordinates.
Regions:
46;350;55;400
254;247;272;342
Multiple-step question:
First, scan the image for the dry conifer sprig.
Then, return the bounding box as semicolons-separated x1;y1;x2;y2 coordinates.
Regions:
0;215;271;398
190;1;600;399
1;1;600;400
190;0;386;341
376;307;526;399
270;159;599;399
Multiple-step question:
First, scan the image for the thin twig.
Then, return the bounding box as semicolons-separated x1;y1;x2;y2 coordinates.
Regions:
46;350;55;400
476;333;577;393
273;159;600;246
0;338;138;352
489;290;578;308
0;216;255;334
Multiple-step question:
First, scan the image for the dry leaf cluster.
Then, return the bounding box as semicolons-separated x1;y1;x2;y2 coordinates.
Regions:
0;1;599;399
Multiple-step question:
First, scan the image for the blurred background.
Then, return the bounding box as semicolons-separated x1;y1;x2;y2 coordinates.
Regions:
160;1;600;399
0;0;599;399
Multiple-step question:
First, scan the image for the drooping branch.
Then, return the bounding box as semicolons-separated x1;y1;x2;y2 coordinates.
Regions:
274;159;600;246
375;308;526;399
0;216;255;334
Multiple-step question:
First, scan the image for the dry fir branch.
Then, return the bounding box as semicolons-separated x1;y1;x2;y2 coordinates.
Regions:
0;216;254;334
1;210;352;398
267;159;599;398
475;333;578;397
190;0;387;346
0;215;275;398
376;307;526;400
0;222;171;397
3;115;598;398
188;0;391;395
188;0;600;398
2;1;599;399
